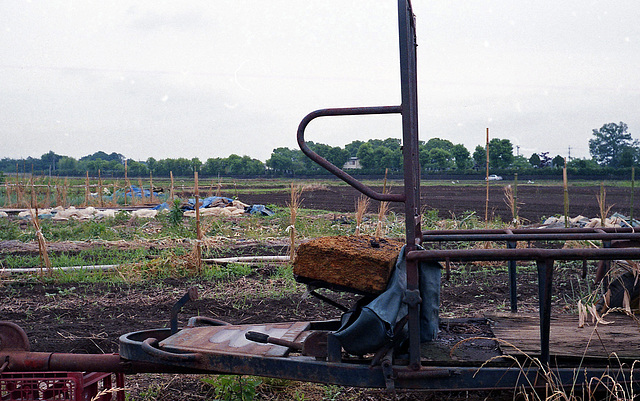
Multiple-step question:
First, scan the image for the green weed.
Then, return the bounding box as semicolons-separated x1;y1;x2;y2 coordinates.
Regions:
201;375;262;401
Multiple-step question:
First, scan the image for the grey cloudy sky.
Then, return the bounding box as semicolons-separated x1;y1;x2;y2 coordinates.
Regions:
1;1;638;162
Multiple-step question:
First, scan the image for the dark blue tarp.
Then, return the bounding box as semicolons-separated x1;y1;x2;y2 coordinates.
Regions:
185;196;234;210
245;204;274;216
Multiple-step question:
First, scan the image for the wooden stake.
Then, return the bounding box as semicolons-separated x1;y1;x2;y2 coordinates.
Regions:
54;178;61;207
563;158;569;228
138;177;144;205
513;173;518;226
112;181;118;207
631;166;635;222
124;160;129;206
149;172;154;203
63;177;68;207
170;171;175;201
4;181;10;208
194;172;202;273
16;163;23;208
30;178;51;273
45;177;51;208
98;170;104;207
485;128;490;224
84;171;90;207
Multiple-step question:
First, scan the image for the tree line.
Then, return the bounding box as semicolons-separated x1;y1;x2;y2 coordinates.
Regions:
1;122;638;179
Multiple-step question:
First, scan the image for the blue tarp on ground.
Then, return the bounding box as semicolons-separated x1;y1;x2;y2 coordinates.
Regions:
152;202;170;211
185;196;234;210
153;196;273;216
107;185;165;200
246;204;274;216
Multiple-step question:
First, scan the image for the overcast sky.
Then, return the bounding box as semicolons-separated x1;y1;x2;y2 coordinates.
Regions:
1;1;638;163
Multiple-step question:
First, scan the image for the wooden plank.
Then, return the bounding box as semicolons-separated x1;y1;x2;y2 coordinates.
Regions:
489;313;640;359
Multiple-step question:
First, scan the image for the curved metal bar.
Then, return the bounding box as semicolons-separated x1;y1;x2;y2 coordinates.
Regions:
142;338;201;363
297;106;405;202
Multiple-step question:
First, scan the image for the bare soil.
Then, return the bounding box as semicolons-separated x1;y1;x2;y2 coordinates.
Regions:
241;183;637;223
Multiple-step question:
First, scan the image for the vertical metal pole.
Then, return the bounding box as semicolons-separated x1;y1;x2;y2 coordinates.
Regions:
397;0;422;371
536;259;554;365
507;241;517;313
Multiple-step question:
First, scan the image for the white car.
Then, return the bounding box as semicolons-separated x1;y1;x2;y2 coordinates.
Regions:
486;174;503;181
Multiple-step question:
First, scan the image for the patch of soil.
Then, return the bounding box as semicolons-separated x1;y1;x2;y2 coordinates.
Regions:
241;184;636;223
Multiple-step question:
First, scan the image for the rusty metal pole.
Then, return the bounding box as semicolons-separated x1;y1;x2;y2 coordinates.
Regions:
397;0;422;371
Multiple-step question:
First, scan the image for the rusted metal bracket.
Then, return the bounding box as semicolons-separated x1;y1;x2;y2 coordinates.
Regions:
170;287;199;334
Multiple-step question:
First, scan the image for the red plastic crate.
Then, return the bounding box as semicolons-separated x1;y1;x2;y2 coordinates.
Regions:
0;371;124;401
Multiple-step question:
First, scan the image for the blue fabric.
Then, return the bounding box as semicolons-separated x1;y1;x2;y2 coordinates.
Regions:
246;204;274;216
186;196;233;210
334;245;442;355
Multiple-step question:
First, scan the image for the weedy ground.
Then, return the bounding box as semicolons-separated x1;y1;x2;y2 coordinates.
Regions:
0;189;636;400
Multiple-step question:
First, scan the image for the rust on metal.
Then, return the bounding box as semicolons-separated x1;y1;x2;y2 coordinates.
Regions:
160;322;311;358
0;322;30;352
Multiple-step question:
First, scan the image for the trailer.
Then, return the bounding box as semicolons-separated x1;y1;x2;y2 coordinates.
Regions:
2;0;640;396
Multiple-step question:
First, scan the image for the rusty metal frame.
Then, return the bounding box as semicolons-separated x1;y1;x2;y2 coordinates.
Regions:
3;0;640;393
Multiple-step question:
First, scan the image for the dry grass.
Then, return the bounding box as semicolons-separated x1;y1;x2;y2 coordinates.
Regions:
503;184;519;228
192;172;203;273
375;170;390;238
89;386;128;401
287;183;303;261
354;195;369;236
597;183;614;227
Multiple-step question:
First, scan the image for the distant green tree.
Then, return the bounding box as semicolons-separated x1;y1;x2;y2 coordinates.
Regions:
191;157;202;174
552;155;565;168
451;144;472;170
40;151;62;173
472;145;486;168
239;156;266;175
356;142;376;170
266;147;305;175
567;158;600;170
202;158;224;176
472;139;514;169
423;138;454;153
528;153;541;168
126;160;148;177
589;122;639;167
306;142;349;172
58;156;79;173
154;158;192;176
105;160;125;176
345;140;364;157
488;138;514;168
424;148;453;171
511;155;530;169
80;151;124;164
146;157;157;175
619;146;639;168
85;158;105;175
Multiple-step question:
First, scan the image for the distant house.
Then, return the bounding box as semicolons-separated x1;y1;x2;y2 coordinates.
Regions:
343;157;362;170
